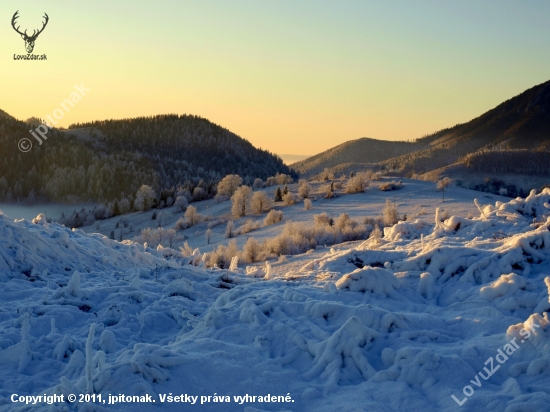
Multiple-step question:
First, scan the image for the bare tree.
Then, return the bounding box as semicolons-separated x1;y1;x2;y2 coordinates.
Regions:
205;228;213;244
437;177;451;201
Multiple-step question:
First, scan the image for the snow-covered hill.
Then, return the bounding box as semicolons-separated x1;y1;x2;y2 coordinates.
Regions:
1;189;550;411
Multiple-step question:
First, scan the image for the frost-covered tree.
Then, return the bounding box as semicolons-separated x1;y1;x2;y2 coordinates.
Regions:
304;198;312;210
134;185;156;211
217;174;243;197
250;191;271;214
174;195;188;212
231;186;252;218
205;228;213;244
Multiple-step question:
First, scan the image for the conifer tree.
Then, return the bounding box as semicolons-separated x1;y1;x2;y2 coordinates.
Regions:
274;187;283;202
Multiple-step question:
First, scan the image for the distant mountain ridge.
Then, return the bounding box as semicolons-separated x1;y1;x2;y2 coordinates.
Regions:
292;137;421;177
294;80;550;178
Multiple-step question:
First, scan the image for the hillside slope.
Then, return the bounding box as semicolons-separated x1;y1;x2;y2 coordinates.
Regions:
296;80;550;178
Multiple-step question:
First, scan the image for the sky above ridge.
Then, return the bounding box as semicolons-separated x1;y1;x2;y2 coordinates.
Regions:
1;0;550;155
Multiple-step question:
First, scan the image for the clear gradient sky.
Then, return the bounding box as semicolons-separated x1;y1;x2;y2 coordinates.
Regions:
1;1;550;155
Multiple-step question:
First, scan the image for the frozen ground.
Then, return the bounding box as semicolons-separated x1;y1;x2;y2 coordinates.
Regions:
0;184;549;411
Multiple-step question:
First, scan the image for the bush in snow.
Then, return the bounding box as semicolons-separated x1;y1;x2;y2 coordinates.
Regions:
241;237;263;263
346;172;370;193
264;210;283;226
205;240;239;268
369;225;383;239
321;183;334;198
379;180;403;192
205;228;213;244
250;191;272;214
304;198;312;210
237;219;261;235
383;199;399;227
283;192;296;205
314;212;333;227
298;182;311;199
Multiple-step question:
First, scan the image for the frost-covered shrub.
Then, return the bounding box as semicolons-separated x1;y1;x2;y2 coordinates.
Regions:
304;198;312;210
369;225;383;239
314;212;332;227
346;172;370;193
205;240;238;268
379;180;404;192
241;237;263;263
237;219;261;235
174;216;189;231
321;184;334;198
264;210;283;226
383;199;399;227
298;182;311;199
283;192;296;205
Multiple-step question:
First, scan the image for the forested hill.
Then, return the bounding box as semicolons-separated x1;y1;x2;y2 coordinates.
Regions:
70;114;293;183
0;113;294;205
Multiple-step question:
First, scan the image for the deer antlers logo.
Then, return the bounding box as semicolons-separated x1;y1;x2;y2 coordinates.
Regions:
11;11;49;54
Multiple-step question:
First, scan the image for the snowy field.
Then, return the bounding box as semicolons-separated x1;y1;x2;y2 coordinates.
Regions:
0;183;550;411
